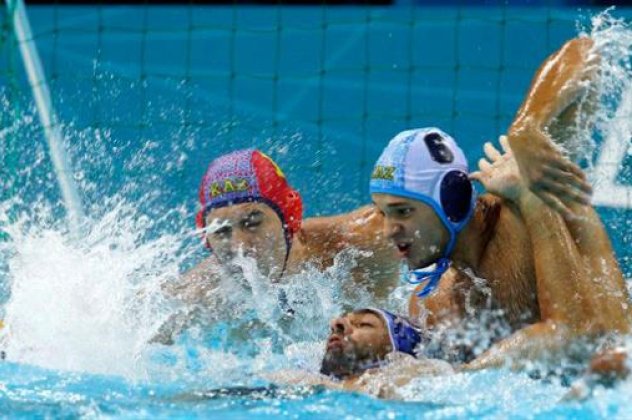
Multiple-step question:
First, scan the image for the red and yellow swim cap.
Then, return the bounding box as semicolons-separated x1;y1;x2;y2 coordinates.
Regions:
196;149;303;240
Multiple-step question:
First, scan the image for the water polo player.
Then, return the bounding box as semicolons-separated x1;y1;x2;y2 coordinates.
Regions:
191;148;399;290
195;149;303;280
370;37;631;368
152;149;401;344
269;308;453;398
320;308;424;379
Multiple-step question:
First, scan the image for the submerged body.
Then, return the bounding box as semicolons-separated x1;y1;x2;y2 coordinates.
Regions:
270;309;453;399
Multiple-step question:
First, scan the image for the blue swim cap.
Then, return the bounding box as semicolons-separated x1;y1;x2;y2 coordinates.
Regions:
364;308;423;357
370;128;476;297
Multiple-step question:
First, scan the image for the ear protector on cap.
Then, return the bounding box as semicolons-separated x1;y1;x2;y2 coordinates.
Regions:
438;170;474;224
423;133;473;228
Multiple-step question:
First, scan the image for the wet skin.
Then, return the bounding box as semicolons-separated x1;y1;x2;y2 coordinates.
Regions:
155;202;401;344
374;38;630;369
205;202;287;281
373;197;449;269
268;311;454;399
179;203;401;303
320;311;392;379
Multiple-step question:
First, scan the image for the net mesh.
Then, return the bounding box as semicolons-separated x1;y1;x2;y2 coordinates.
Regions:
0;4;630;215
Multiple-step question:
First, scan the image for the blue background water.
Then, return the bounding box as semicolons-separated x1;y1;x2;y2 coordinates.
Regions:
0;3;631;417
2;5;630;271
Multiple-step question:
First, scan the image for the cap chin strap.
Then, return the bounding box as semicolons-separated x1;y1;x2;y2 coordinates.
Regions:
405;212;458;298
279;230;291;278
408;257;452;298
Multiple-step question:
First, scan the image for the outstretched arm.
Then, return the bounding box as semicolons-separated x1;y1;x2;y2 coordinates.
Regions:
467;139;628;370
466;38;629;369
150;256;223;345
298;205;399;299
507;37;598;217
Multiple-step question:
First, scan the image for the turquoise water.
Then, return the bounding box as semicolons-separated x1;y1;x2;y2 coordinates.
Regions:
0;4;631;418
2;359;632;418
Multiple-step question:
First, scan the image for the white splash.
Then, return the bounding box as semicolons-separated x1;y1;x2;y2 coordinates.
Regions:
0;199;184;379
581;11;632;208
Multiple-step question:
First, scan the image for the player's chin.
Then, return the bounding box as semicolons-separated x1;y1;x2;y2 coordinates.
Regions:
407;252;430;270
324;342;350;362
405;254;421;269
320;352;349;377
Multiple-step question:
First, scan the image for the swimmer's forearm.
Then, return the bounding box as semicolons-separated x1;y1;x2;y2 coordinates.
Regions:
462;321;570;371
506;38;595;216
149;307;198;345
265;370;342;390
163;256;223;303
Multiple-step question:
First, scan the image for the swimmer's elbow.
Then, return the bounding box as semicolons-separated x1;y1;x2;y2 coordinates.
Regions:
561;37;600;87
565;36;595;56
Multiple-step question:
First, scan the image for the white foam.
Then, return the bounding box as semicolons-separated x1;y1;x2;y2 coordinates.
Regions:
582;11;632;208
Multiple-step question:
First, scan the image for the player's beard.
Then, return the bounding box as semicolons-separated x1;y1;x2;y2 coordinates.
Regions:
320;344;376;379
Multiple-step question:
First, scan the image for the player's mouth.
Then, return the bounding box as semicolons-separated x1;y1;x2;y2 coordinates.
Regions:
396;242;412;258
326;335;344;351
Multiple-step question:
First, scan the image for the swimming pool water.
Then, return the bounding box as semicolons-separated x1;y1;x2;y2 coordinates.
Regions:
0;4;631;418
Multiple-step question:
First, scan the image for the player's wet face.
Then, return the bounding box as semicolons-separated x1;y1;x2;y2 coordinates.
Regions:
320;311;392;379
205;202;287;279
372;193;449;270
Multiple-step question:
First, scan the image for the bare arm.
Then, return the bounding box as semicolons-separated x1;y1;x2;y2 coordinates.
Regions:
466;141;622;370
508;37;598;217
342;354;454;399
299;205;399;299
461;197;587;369
267;354;454;400
299;205;388;258
461;321;571;370
463;39;627;370
150;256;223;345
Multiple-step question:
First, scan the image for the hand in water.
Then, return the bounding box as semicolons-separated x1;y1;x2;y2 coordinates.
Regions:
353;353;454;399
470;136;526;203
508;127;592;219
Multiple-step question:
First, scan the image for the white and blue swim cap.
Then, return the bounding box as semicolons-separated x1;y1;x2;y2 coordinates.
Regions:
370;127;476;297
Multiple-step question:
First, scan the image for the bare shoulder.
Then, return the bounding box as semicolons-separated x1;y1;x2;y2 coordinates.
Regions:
409;267;463;322
297;205;398;299
295;213;346;267
301;205;379;235
338;205;387;247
